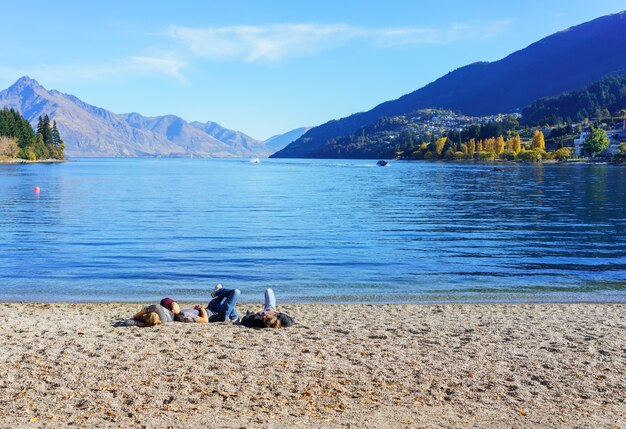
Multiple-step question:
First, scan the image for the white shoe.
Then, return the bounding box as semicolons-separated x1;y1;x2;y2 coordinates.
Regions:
211;283;223;298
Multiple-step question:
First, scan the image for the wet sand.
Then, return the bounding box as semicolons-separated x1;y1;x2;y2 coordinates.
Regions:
0;302;624;428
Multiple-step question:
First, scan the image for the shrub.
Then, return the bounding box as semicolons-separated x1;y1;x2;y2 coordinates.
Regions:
444;148;456;160
475;150;496;161
501;150;517;161
0;136;19;159
517;149;542;162
613;143;626;163
552;147;572;161
411;150;425;160
453;151;466;160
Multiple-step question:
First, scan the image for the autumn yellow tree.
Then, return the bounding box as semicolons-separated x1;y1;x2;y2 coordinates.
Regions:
511;135;521;154
506;135;522;155
495;136;505;155
468;139;476;158
483;137;495;152
531;130;545;151
433;137;447;156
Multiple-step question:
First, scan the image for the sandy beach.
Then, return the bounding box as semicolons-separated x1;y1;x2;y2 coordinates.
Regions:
0;302;624;428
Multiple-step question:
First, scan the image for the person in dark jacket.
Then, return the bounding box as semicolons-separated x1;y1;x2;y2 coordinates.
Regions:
241;288;295;328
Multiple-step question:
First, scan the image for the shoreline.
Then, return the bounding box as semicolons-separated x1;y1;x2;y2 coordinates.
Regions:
0;159;67;164
2;296;625;305
1;302;624;428
2;156;624;165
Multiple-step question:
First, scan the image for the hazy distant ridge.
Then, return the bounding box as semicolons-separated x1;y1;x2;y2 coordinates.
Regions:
264;127;311;151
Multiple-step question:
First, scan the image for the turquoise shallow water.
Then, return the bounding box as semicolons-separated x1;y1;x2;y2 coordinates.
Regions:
1;158;625;303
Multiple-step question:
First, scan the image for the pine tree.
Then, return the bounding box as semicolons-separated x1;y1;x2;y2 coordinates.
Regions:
51;120;65;159
1;108;36;158
35;115;55;159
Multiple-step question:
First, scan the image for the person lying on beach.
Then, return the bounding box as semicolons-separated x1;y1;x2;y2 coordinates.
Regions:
207;284;241;322
121;302;173;327
121;311;163;327
160;284;241;323
241;288;295;328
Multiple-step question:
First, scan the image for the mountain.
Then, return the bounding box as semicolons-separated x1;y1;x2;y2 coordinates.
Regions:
272;11;626;158
263;127;311;151
0;77;270;157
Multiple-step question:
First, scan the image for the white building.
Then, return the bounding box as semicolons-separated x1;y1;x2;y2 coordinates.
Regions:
573;132;589;157
573;130;625;157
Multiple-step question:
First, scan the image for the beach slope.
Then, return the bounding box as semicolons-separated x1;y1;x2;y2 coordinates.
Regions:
0;303;624;428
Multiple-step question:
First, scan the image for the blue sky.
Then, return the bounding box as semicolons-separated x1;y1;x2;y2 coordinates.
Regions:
0;1;623;139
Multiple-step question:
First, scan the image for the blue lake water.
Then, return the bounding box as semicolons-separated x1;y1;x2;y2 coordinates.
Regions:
1;158;625;303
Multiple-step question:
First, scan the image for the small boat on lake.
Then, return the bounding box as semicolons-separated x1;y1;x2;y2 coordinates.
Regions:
250;157;260;164
376;160;388;166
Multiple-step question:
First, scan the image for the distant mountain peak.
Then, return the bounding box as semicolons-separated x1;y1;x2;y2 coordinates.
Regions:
9;76;44;91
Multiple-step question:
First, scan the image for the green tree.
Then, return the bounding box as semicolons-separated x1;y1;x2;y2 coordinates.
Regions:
51;120;65;159
36;115;55;158
583;126;610;159
33;133;50;159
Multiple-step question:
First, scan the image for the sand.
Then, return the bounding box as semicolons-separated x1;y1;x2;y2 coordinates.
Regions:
0;302;624;428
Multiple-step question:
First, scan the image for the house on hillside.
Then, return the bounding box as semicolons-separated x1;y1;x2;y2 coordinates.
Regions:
573;129;626;157
573;131;589;157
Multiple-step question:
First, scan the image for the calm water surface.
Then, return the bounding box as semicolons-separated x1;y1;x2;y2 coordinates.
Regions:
1;158;625;303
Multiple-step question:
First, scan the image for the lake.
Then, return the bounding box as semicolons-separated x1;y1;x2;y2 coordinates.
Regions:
1;158;625;303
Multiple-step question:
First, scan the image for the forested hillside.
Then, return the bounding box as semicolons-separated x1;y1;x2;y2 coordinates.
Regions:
522;75;626;126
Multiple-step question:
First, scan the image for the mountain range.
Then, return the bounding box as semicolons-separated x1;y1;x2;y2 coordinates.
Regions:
0;77;302;158
272;11;626;158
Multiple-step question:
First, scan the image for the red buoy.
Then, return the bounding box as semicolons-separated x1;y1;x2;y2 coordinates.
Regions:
34;187;40;193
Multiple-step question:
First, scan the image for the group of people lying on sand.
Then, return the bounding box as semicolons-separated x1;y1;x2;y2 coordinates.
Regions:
125;285;294;329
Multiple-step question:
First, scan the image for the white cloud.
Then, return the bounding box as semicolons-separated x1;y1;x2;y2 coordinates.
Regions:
165;23;358;62
0;20;510;87
129;56;186;82
165;20;511;62
373;20;511;47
